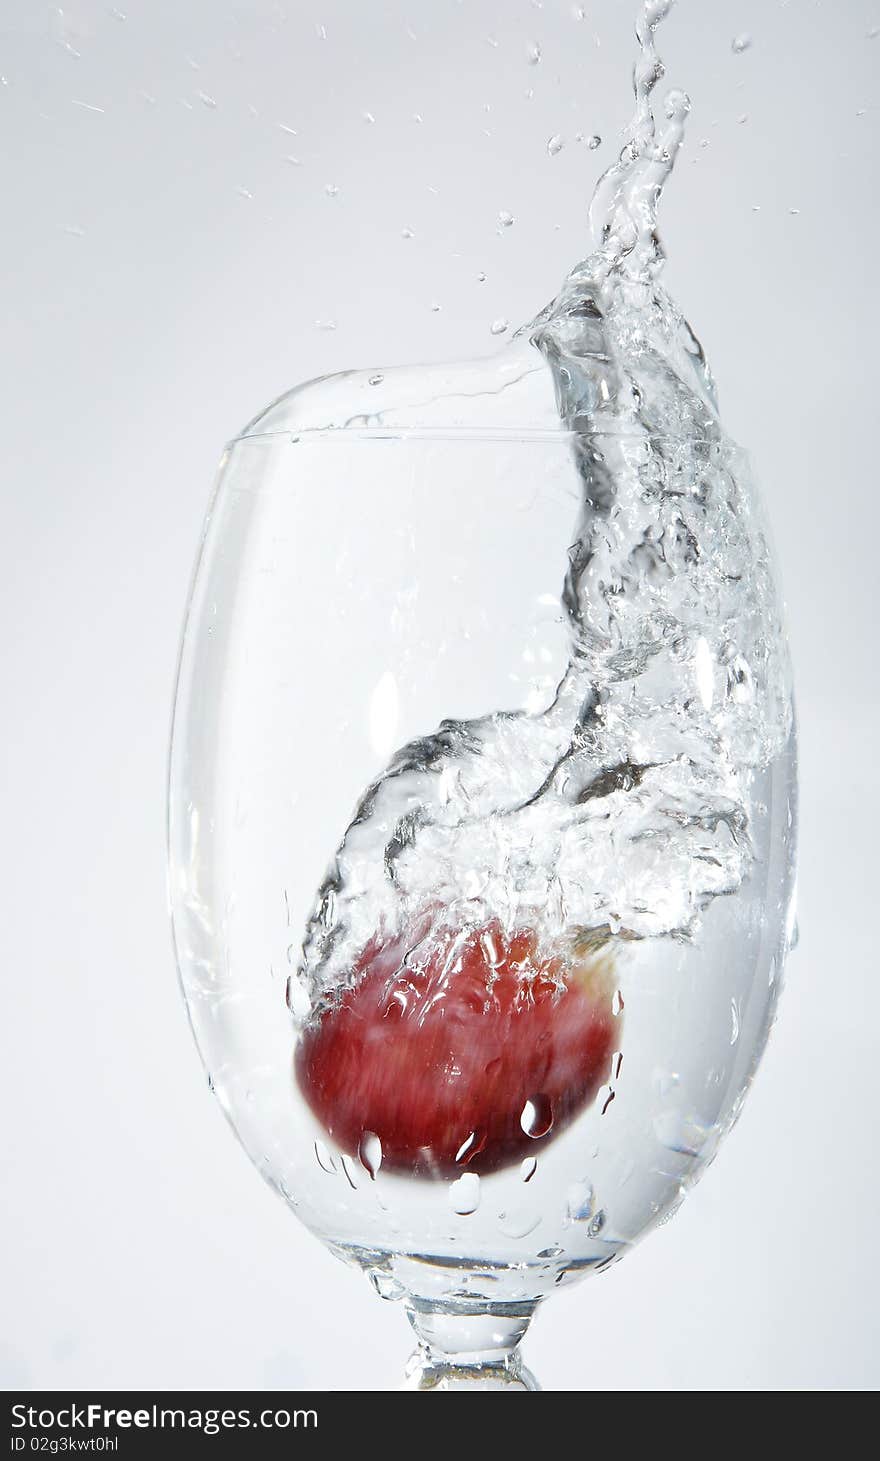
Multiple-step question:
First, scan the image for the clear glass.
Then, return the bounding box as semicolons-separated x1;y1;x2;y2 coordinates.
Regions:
169;373;797;1390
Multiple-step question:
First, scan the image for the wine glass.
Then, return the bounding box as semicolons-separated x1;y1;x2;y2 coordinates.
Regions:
168;344;797;1391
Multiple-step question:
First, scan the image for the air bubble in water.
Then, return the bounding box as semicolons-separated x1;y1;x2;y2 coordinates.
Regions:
521;1157;538;1183
730;998;740;1045
449;1172;481;1215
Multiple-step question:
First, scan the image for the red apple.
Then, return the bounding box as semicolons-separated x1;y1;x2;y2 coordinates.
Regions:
295;918;620;1177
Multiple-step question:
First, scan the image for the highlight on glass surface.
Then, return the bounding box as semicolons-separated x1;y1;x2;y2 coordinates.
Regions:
168;1;797;1390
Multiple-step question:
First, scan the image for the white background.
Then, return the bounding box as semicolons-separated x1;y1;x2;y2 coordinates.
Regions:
2;0;878;1390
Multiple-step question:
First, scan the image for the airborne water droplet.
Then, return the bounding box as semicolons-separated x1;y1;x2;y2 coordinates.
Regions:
731;33;752;54
490;318;509;336
527;41;542;65
449;1172;481;1215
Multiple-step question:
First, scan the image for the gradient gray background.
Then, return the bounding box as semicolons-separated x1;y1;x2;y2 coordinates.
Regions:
2;0;877;1391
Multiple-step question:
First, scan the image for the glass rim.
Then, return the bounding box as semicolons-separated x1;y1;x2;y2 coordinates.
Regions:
231;425;722;448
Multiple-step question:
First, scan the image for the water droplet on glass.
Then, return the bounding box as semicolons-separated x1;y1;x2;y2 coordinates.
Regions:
612;988;624;1017
547;133;564;156
566;1179;595;1222
656;1071;681;1099
314;1139;337;1175
521;1094;553;1138
527;41;542;65
520;1157;538;1183
490;318;509;336
285;974;310;1021
449;1172;481;1215
358;1131;382;1179
654;1110;710;1159
369;1270;405;1302
731;33;752;54
730;997;740;1045
498;1208;542;1239
340;1154;360;1189
498;209;515;228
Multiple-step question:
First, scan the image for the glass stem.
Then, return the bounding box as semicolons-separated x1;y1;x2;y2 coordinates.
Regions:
402;1305;541;1391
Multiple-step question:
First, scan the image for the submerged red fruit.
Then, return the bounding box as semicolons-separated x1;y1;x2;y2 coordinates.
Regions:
295;920;620;1177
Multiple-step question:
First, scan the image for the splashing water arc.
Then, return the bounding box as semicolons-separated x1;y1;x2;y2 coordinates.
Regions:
293;0;793;1178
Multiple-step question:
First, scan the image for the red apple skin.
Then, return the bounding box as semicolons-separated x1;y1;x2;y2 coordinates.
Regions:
295;919;619;1177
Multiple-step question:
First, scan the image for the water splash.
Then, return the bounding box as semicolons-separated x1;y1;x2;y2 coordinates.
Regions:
293;1;792;1021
